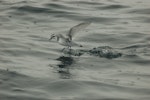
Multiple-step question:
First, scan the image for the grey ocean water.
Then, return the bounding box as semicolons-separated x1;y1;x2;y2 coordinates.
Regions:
0;0;150;100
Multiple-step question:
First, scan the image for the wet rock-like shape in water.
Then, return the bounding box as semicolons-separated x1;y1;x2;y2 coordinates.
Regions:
88;46;122;59
62;46;122;59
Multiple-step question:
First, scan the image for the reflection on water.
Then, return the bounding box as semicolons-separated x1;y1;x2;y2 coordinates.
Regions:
56;55;74;79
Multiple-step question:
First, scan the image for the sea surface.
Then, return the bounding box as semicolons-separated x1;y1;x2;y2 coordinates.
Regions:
0;0;150;100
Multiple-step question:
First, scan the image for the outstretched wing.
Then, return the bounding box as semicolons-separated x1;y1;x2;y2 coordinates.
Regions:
67;22;91;40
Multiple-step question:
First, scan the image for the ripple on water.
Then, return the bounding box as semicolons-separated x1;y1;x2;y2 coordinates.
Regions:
96;4;129;10
129;8;150;14
11;5;74;15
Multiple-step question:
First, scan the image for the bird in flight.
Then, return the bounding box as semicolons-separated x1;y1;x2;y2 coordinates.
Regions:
49;22;91;50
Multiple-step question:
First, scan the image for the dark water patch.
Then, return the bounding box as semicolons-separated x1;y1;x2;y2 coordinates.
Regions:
12;5;74;15
129;8;150;14
44;3;76;10
96;4;129;10
56;56;74;67
67;1;104;6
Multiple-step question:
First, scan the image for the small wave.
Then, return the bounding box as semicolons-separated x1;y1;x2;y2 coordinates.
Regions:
129;8;150;14
142;17;150;23
1;49;52;57
13;6;50;13
0;69;28;78
12;5;71;14
0;37;15;41
121;44;150;49
67;1;104;6
88;46;122;59
96;4;129;10
62;46;122;59
44;3;75;10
